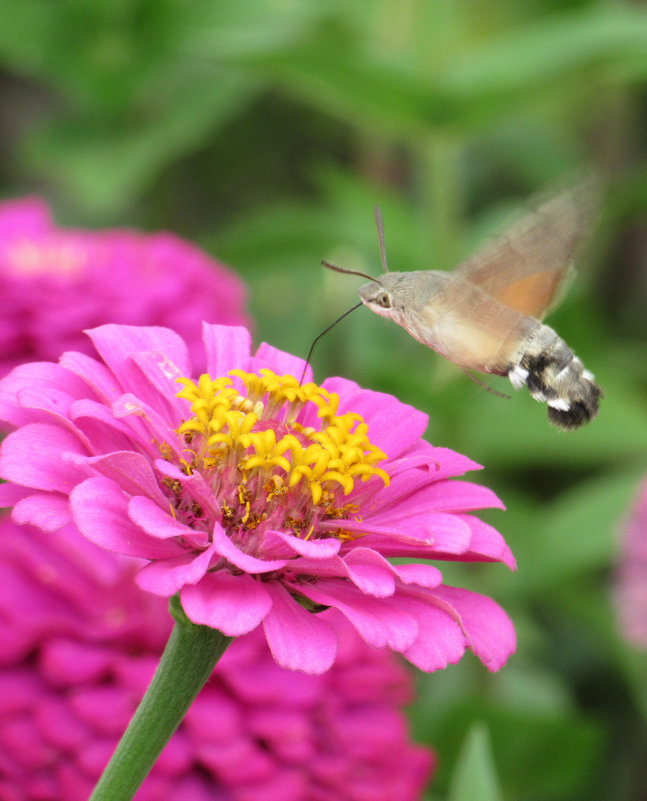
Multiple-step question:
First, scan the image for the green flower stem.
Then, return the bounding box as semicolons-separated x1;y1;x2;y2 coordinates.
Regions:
89;596;232;801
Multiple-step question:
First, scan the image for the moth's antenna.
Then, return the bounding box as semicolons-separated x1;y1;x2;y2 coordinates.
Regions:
299;302;363;386
374;205;389;273
321;260;382;284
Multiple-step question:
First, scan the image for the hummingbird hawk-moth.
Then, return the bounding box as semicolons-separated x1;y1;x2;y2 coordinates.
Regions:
324;180;603;429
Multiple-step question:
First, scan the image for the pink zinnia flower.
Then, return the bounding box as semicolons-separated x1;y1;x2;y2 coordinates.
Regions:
0;517;434;801
0;197;249;376
616;479;647;648
0;323;516;675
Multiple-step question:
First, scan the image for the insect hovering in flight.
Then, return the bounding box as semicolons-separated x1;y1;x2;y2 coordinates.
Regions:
323;180;603;429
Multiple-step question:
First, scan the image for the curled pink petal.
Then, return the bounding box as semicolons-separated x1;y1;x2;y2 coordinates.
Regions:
342;548;397;597
0;424;88;493
262;583;338;675
211;525;288;573
297;578;418;654
12;493;71;531
0;362;91;427
263;530;341;559
392;563;444;589
421;585;517;672
70;477;182;559
399;598;468;672
136;547;215;596
128;496;197;540
181;572;272;636
88;452;169;507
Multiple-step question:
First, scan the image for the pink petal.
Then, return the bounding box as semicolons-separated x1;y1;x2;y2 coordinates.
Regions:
428;585;516;671
111;392;183;448
373;473;504;517
36;697;88;748
430;447;483;479
285;551;397;596
153;459;220;520
262;582;337;675
296;578;418;653
391;562;444;589
136;547;215;596
88;452;169;507
318;518;411;539
184;685;243;742
59;350;121;403
455;514;517;569
251;342;310;381
360;470;439;513
12;493;71;531
130;348;188;405
0;424;88;493
128;495;197;539
409;480;505;513
0;482;31;507
384;448;441;479
405;512;474;553
396;591;468;671
41;640;115;685
229;771;307;801
332;513;473;556
180;571;272;636
0;362;90;427
69;398;140;453
85;324;190;401
211;524;287;573
386;443;482;481
263;530;341;559
202;324;251;377
0;196;52;231
342;548;396;597
70;477;182;559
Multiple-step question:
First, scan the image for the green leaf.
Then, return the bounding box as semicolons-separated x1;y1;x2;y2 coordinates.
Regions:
189;5;647;133
210;39;456;134
448;723;504;801
419;697;605;801
24;68;257;217
443;7;647;99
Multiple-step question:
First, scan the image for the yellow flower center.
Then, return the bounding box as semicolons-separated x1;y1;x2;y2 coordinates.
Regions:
170;369;389;541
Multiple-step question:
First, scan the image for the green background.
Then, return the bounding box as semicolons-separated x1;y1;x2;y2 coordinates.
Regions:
2;1;647;799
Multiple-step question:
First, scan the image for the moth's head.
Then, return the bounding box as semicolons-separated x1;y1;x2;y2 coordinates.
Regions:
321;259;395;317
358;279;395;318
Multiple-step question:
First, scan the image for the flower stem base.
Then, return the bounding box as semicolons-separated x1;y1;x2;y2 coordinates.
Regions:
89;596;232;801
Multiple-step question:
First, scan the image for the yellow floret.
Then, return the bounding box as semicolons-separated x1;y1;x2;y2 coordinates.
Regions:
175;368;390;511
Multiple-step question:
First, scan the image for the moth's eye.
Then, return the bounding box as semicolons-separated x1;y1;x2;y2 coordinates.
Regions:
375;292;391;309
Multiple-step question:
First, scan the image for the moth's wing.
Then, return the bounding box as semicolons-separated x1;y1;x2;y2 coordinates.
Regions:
453;177;602;320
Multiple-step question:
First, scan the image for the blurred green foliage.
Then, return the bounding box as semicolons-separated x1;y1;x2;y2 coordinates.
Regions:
1;0;647;799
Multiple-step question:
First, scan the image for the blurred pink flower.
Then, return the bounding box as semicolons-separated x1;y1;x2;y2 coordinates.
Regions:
0;197;249;376
0;323;516;675
0;517;434;801
616;479;647;647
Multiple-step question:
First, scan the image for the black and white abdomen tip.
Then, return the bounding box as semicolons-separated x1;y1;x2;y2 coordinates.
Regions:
507;328;602;430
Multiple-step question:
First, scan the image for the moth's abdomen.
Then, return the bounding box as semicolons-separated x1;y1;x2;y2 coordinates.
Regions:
507;324;602;430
